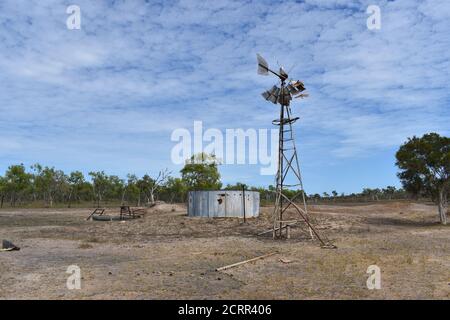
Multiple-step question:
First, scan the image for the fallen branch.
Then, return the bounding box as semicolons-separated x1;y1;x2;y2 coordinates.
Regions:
216;252;278;271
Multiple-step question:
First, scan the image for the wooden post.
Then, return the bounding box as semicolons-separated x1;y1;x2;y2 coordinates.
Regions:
242;185;246;224
273;223;276;239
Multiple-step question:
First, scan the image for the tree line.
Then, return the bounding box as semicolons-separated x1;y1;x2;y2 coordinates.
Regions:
223;183;410;204
0;133;448;224
0;153;222;208
0;161;428;209
0;158;407;209
0;164;169;208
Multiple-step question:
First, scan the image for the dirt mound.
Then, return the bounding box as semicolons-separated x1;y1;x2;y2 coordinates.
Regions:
147;203;186;214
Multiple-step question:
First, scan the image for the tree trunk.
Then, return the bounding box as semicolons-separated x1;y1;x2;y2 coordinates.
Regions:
121;190;126;205
11;193;16;207
438;187;447;225
97;194;101;208
67;190;73;208
150;190;155;204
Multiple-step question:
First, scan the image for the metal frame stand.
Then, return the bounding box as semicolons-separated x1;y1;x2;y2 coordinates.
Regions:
271;82;335;248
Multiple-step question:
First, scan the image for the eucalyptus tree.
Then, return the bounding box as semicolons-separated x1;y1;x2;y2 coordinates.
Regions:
89;171;109;208
124;174;140;205
396;133;449;225
0;176;6;208
164;177;187;203
106;175;125;204
67;171;85;207
138;169;170;205
4;164;31;207
31;164;68;207
181;153;221;191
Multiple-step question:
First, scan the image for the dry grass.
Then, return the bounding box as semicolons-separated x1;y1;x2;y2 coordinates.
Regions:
0;201;448;299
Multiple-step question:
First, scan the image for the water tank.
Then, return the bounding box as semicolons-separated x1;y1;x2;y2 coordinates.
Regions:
188;190;260;218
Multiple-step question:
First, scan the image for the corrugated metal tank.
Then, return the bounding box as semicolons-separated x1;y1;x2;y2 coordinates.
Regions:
188;190;260;218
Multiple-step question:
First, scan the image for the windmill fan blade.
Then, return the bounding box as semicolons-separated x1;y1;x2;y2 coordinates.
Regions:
262;85;295;105
294;93;309;99
257;53;269;75
261;85;280;104
269;87;279;104
291;80;306;92
286;83;300;95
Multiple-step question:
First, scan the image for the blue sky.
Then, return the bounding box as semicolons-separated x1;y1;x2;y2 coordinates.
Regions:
0;0;449;194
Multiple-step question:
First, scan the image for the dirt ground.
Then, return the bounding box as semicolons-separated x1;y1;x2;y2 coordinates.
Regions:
0;201;449;299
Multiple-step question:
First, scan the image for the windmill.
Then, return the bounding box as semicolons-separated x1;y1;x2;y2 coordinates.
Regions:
257;54;335;248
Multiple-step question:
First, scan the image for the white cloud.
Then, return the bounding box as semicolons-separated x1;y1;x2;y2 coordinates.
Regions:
0;0;448;188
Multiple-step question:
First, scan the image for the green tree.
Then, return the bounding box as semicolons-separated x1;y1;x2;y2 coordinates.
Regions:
67;171;85;207
89;171;109;207
181;153;221;190
106;175;124;203
31;164;68;207
331;190;338;201
362;188;374;201
382;186;397;200
4;164;31;207
396;133;449;225
124;174;140;205
165;177;187;203
311;193;321;204
224;182;247;190
137;170;170;205
0;176;6;208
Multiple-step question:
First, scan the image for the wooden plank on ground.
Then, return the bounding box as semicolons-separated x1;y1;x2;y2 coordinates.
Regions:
216;252;278;271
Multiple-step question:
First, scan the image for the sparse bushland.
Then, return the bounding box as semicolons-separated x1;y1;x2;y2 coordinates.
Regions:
0;164;433;210
0;132;448;223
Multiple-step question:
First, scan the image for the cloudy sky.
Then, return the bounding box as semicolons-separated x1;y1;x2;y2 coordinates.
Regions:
0;0;449;194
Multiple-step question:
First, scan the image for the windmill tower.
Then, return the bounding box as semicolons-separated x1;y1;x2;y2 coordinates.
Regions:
257;54;335;248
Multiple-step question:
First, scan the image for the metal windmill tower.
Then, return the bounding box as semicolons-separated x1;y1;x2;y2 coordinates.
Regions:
257;54;335;248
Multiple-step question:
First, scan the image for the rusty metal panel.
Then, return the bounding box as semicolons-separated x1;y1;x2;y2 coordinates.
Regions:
187;192;193;216
225;191;241;217
188;191;259;218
